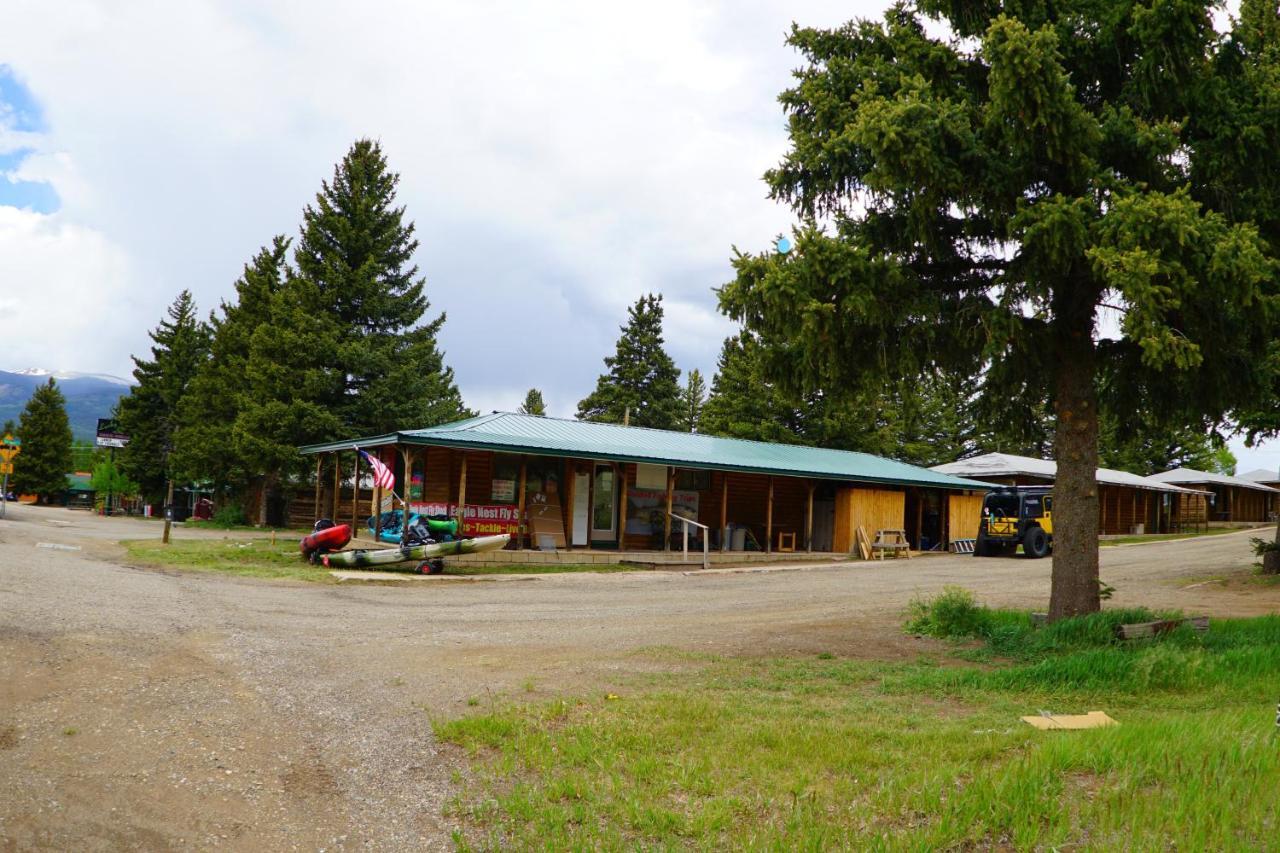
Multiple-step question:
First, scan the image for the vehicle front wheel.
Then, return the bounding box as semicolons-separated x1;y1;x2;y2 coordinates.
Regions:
1023;527;1050;559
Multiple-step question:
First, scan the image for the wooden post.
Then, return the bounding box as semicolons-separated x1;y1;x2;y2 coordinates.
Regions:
351;450;360;538
374;456;382;542
331;453;340;520
161;478;175;544
766;476;774;554
457;452;468;533
586;463;595;550
514;455;524;548
663;467;674;551
1131;489;1137;533
618;464;629;551
313;455;322;523
805;482;815;552
721;471;732;550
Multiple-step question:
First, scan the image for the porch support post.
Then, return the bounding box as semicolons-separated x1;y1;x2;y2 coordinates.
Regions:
351;450;360;538
456;452;468;534
720;474;729;552
664;467;674;551
313;455;322;523
617;463;628;551
331;453;340;520
805;481;814;552
517;457;528;550
766;476;774;554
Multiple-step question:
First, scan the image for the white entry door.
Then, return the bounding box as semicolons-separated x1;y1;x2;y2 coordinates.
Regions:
590;463;617;544
571;471;590;546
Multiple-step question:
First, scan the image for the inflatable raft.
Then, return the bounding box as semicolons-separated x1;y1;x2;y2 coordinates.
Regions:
299;522;352;558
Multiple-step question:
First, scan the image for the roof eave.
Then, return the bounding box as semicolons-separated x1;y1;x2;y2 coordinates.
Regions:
299;432;988;491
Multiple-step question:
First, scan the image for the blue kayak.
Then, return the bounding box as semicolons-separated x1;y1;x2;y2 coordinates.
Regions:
367;510;459;543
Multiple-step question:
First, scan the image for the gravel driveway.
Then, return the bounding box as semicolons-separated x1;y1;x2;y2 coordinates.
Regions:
2;503;1275;849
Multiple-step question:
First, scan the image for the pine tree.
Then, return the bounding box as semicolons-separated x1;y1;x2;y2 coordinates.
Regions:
294;139;468;435
518;388;547;416
701;335;805;444
116;290;211;503
677;369;706;433
11;379;73;503
232;269;345;524
172;239;297;493
721;5;1278;618
577;294;682;430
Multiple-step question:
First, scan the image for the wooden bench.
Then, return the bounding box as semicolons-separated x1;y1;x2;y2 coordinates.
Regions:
871;529;911;560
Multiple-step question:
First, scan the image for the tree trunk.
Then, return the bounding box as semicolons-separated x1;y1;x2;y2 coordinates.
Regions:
257;473;274;528
1048;304;1101;620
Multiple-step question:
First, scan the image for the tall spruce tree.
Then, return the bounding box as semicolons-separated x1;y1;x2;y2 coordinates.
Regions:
720;4;1278;619
577;294;682;429
117;290;211;503
172;238;293;495
677;369;707;433
294;139;467;435
700;335;806;444
518;388;548;416
11;379;73;503
232;267;345;524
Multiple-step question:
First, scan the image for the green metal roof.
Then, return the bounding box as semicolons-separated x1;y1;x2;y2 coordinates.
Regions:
300;413;988;491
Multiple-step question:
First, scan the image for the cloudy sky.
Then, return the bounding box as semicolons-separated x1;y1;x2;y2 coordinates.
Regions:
2;1;1276;472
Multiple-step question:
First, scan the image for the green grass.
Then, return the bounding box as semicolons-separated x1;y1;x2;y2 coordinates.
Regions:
436;597;1280;850
121;538;645;581
1100;526;1259;547
122;538;339;582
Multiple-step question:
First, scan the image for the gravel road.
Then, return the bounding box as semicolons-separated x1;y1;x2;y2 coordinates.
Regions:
2;503;1276;850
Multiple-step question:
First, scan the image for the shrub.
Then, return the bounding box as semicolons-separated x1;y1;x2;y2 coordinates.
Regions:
905;587;993;639
209;502;247;528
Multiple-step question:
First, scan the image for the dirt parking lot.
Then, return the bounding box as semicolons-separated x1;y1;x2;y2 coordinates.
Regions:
2;503;1276;850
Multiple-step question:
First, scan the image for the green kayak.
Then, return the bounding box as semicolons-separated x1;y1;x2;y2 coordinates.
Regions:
321;534;510;568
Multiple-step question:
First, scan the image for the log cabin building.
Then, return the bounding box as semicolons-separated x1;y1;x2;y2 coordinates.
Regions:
931;452;1212;535
1240;469;1280;520
1148;467;1280;524
297;412;989;555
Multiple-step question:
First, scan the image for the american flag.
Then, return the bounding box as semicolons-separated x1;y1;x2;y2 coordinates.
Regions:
359;449;396;492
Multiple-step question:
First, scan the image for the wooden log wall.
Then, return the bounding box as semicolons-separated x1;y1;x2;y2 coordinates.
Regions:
947;493;984;544
833;488;906;554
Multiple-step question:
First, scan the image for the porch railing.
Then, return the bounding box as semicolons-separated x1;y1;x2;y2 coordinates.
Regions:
669;512;710;570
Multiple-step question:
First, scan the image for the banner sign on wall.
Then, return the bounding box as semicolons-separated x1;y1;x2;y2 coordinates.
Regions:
411;502;521;536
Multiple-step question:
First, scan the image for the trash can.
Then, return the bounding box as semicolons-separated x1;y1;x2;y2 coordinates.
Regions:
1130;523;1144;535
731;527;747;551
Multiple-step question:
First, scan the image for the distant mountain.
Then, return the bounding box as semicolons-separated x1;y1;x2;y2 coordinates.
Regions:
0;369;134;441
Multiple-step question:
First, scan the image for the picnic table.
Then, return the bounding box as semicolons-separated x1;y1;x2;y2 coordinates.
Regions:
872;529;911;560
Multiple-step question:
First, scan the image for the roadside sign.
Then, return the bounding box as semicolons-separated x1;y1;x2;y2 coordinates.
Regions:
95;418;130;449
0;462;11;475
0;434;18;464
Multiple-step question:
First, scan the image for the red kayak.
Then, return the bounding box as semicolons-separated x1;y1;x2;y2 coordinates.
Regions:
300;523;352;558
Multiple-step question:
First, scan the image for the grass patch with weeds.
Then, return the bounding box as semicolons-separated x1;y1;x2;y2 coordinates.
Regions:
123;538;649;581
1100;526;1260;547
122;538;337;582
437;593;1280;850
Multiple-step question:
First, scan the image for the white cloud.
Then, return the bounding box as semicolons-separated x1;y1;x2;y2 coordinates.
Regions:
0;0;883;397
0;206;138;374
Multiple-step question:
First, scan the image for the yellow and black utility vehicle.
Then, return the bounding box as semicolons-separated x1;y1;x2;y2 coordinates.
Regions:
974;486;1053;558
